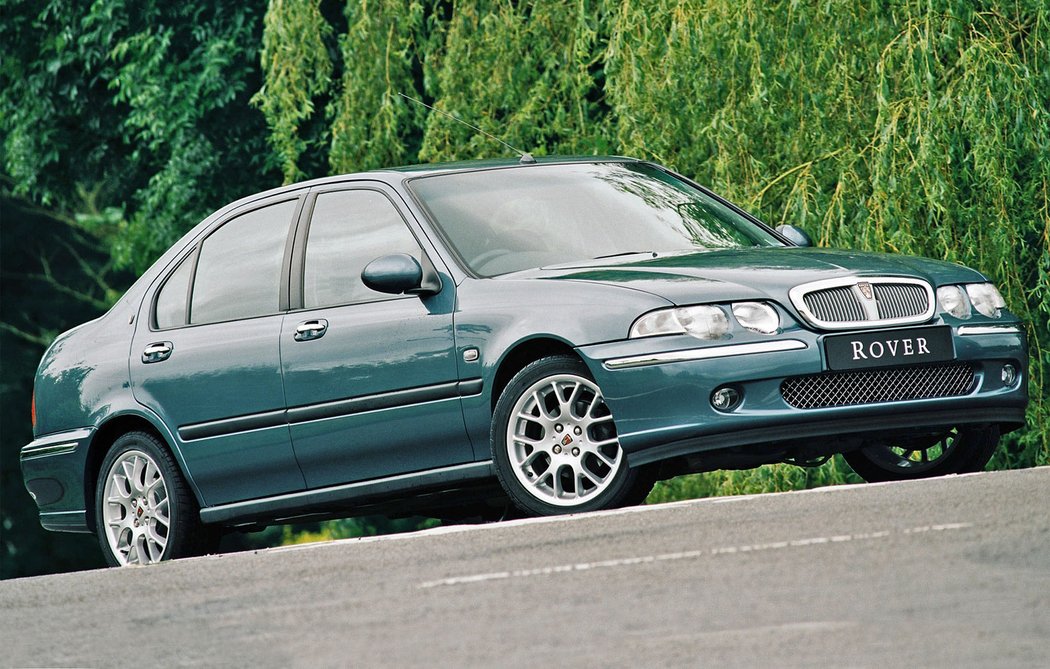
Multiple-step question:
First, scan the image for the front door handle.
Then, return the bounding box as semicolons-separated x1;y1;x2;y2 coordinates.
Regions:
142;341;173;364
294;319;328;342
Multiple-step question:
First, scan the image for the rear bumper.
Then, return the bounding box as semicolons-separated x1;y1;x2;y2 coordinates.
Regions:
20;427;93;533
578;323;1028;467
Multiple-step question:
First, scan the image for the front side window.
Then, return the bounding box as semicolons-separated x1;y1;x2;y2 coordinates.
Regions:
191;199;297;324
302;189;422;308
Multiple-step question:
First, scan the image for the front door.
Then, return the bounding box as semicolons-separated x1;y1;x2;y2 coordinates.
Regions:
280;185;472;488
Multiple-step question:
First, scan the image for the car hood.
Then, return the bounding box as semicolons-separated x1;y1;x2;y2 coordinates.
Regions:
509;247;987;306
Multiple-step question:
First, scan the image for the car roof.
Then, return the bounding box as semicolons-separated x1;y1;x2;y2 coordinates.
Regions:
226;156;644;216
288;154;639;189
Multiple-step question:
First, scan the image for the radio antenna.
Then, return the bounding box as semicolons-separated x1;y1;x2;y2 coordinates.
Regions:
398;92;535;164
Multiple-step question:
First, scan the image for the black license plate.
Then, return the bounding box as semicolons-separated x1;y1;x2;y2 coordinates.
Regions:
824;326;954;371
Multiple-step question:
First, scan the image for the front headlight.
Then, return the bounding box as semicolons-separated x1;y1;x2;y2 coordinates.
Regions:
732;302;780;334
630;305;730;339
936;285;970;319
966;283;1006;318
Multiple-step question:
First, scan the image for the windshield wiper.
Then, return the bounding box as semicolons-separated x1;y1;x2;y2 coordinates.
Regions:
592;250;659;260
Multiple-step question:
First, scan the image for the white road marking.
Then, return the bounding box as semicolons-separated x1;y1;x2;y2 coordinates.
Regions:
417;522;973;589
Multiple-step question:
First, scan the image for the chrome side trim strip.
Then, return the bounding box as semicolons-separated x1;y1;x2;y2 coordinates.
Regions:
20;441;79;460
39;510;91;534
603;340;808;370
21;427;93;460
957;325;1023;336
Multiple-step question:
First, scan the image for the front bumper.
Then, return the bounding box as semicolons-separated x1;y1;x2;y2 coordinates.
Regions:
578;323;1028;467
20;427;94;533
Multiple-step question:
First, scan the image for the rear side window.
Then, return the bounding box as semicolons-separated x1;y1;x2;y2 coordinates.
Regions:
302;190;422;308
154;254;193;329
191;199;297;324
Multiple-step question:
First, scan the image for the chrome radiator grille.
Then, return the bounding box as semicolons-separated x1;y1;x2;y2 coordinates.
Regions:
781;363;975;409
803;287;865;323
790;277;935;329
874;283;929;319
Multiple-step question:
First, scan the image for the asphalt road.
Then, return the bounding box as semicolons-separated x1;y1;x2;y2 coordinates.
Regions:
3;467;1050;668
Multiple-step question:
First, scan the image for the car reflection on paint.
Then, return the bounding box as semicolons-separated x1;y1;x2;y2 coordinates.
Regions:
21;157;1028;566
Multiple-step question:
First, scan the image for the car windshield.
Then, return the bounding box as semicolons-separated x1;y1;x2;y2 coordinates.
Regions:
407;161;783;276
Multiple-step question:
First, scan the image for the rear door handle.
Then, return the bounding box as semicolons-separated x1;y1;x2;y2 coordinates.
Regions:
294;319;328;342
142;341;173;364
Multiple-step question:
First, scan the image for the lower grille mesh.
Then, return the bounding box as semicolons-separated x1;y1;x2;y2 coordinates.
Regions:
781;363;976;409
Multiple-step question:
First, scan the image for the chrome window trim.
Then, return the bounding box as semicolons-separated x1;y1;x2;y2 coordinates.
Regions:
603;339;808;370
788;276;935;331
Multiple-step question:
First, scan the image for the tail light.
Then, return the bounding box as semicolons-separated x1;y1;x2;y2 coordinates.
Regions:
31;389;36;429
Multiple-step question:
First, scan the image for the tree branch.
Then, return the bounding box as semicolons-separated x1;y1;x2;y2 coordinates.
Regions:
0;322;54;348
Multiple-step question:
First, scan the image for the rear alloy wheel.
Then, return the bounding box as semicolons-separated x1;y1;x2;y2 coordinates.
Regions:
492;356;643;515
844;425;1000;483
95;431;210;566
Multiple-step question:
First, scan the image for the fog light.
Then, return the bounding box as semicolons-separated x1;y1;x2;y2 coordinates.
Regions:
711;386;742;412
1002;364;1017;386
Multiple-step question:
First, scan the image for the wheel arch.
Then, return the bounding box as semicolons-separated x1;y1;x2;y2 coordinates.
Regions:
84;411;195;532
490;336;580;411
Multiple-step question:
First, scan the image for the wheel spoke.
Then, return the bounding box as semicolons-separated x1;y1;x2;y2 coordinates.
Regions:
132;455;147;492
550;466;564;498
120;459;136;486
532;391;555;420
514;435;545;448
147;540;162;563
520;448;547;469
530;469;553;491
144;461;162;492
146;524;167;549
562;382;582;417
153;498;170;525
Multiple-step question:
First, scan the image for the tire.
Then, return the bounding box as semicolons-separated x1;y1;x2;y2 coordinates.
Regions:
94;431;211;567
491;355;643;516
843;425;1000;484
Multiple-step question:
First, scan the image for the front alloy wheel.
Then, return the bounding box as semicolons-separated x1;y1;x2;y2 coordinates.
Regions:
492;356;647;515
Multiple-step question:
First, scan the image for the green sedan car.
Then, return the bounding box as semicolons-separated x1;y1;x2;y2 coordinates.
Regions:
21;157;1028;566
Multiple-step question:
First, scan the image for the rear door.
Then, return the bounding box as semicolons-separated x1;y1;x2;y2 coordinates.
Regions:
280;184;473;488
131;196;306;505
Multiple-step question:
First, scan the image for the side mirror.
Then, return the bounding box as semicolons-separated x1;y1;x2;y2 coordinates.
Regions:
361;253;441;296
775;224;813;247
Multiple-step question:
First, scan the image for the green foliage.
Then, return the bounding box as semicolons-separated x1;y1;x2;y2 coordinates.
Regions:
1;1;277;274
418;0;614;161
253;0;333;183
221;516;440;552
646;457;865;505
328;0;430;172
